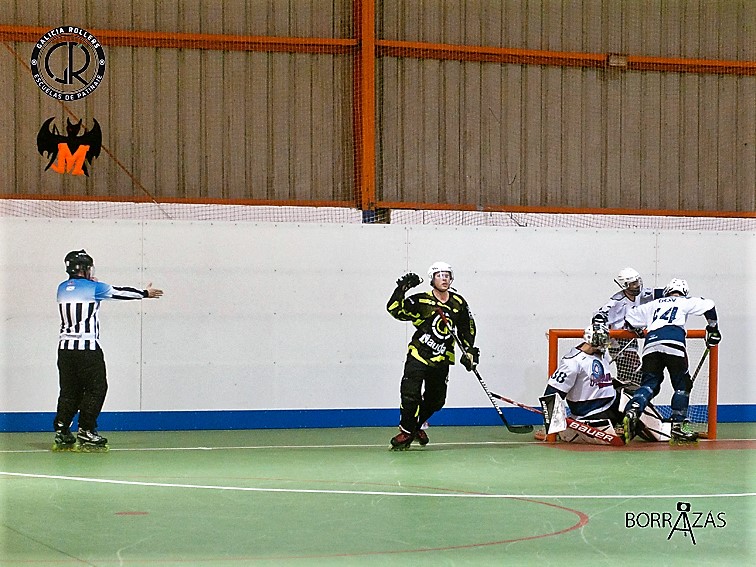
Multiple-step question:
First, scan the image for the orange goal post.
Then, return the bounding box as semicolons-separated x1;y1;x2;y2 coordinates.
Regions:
547;329;718;440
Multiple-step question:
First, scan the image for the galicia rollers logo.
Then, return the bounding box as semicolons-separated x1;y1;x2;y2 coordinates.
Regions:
30;27;106;101
625;501;726;545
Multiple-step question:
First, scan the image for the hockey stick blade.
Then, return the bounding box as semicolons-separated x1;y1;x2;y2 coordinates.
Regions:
471;367;533;434
490;391;625;447
435;307;533;434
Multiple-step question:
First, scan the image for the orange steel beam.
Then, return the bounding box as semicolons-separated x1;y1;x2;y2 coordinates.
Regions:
379;40;607;68
3;24;753;73
378;39;756;76
0;25;356;54
353;0;377;211
627;55;756;75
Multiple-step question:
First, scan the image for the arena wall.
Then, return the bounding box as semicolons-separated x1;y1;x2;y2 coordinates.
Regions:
1;216;753;430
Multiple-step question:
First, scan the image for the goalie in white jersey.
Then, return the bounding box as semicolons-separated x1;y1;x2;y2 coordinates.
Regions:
623;278;721;443
543;314;622;443
544;314;671;444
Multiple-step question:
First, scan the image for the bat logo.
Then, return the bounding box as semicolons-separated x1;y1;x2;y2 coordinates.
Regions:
37;117;102;176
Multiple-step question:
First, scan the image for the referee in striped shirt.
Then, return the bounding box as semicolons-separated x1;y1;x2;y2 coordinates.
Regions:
54;250;163;450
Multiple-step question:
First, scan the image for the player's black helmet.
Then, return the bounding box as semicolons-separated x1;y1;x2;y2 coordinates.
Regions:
64;250;94;276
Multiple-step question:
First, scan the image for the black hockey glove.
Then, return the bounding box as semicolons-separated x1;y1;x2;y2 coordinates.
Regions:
396;272;421;293
705;325;721;347
461;347;480;372
624;321;645;338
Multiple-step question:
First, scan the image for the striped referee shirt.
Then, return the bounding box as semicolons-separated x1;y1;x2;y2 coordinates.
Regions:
57;277;147;350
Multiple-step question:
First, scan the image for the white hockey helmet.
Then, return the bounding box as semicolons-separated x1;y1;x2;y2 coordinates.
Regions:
427;261;454;284
615;267;643;297
583;313;610;351
663;278;689;297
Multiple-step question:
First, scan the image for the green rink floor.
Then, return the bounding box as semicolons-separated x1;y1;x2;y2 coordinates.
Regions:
1;424;754;566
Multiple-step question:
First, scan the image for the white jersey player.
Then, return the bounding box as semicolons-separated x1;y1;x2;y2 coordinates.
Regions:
596;267;663;389
543;314;672;445
622;278;721;443
597;267;662;330
545;321;616;421
543;315;622;443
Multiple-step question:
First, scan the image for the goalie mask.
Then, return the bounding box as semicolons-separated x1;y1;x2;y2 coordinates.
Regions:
65;249;94;277
427;261;454;287
663;278;689;297
615;267;643;298
584;314;610;351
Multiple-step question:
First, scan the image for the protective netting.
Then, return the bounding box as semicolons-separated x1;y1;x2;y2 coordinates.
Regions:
1;199;755;232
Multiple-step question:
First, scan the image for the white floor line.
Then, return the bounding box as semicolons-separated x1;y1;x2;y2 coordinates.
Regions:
0;471;753;500
0;440;537;453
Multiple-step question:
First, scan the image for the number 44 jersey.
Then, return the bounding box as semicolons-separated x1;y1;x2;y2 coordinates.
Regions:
625;295;715;358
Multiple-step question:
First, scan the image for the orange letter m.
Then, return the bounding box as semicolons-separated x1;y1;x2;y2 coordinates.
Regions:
51;143;89;175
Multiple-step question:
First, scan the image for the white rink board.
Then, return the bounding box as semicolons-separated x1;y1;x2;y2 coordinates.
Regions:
0;217;753;413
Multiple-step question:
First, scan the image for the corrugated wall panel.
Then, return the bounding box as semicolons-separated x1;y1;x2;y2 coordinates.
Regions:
4;0;351;38
3;1;754;211
6;40;353;203
658;73;683;211
375;0;755;211
380;0;754;60
738;78;756;211
377;55;755;211
521;65;543;207
440;61;463;203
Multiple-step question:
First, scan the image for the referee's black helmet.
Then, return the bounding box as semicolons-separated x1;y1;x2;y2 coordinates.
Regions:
64;250;94;276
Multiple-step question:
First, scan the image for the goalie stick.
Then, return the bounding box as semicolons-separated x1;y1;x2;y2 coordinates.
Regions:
489;391;626;447
435;308;533;434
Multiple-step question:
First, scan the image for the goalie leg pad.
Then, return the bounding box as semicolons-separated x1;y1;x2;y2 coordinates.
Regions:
620;391;672;442
557;419;618;445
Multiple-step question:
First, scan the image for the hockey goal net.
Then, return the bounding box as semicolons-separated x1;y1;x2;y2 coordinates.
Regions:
547;329;718;439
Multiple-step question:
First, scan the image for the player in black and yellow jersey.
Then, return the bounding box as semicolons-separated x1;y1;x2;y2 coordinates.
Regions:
386;261;477;450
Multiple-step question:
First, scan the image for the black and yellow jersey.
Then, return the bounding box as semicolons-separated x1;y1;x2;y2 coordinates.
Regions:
387;288;476;367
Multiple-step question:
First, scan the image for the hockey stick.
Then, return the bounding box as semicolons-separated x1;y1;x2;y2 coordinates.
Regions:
609;333;646;388
610;337;638;364
691;348;710;384
435;308;533;434
489;391;626;447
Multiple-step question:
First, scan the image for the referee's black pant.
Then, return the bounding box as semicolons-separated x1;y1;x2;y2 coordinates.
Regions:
55;347;108;432
398;355;449;433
